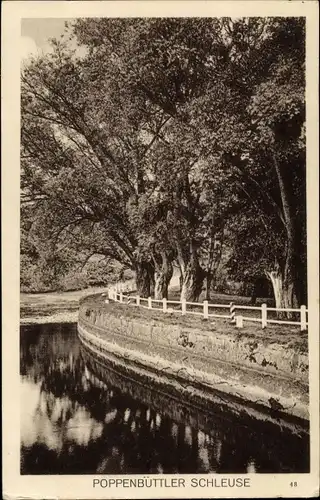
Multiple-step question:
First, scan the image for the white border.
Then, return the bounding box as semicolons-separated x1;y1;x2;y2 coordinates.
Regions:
2;2;319;498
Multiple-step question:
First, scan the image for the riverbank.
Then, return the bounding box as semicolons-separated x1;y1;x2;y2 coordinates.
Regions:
20;287;108;324
82;294;308;351
78;295;309;422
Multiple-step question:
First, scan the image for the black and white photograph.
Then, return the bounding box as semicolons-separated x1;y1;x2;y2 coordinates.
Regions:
2;1;319;499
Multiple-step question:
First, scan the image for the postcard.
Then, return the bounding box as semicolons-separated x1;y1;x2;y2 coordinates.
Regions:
2;1;319;498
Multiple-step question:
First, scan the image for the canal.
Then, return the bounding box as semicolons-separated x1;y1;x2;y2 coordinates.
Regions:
20;323;309;474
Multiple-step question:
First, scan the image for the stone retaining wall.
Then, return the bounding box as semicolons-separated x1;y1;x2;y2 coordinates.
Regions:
78;299;309;421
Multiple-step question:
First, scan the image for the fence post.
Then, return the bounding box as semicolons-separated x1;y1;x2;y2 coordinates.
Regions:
236;315;243;328
300;305;307;331
182;299;187;315
203;300;209;319
120;292;123;303
148;297;152;309
163;298;167;312
136;295;140;306
261;303;267;329
230;302;236;323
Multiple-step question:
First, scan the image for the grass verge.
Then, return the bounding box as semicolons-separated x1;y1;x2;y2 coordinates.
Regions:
82;294;308;353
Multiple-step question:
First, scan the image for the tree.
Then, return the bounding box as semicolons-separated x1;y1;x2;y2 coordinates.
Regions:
182;18;306;307
247;19;306;308
21;18;306;307
21;36;167;296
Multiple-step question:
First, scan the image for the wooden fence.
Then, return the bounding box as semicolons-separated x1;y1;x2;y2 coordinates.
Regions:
107;287;308;332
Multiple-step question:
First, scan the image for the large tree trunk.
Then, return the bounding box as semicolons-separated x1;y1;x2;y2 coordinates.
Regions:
205;272;213;301
266;270;284;310
179;266;183;292
204;232;214;301
135;261;154;297
204;229;224;301
272;153;300;310
283;251;299;309
266;265;298;319
204;247;223;300
149;270;155;297
153;253;173;300
180;257;205;302
176;240;205;302
180;265;205;301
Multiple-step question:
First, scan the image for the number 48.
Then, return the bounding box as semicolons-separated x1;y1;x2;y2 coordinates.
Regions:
290;482;298;487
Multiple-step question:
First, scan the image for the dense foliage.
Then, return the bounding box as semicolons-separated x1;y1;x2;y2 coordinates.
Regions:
21;17;306;306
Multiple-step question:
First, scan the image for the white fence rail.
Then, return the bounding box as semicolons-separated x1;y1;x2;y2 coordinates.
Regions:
106;287;308;332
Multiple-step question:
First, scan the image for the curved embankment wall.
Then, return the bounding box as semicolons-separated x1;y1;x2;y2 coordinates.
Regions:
78;296;309;423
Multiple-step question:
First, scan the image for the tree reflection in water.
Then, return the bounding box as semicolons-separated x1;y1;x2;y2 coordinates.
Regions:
20;323;309;474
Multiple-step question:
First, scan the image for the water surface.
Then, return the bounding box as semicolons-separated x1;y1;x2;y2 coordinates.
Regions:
20;323;309;474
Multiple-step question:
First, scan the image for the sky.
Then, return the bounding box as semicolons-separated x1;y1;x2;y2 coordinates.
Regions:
21;18;73;60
